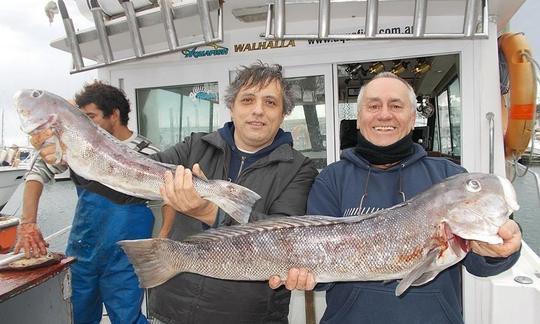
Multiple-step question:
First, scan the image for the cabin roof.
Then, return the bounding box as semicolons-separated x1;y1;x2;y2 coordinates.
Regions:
50;0;526;69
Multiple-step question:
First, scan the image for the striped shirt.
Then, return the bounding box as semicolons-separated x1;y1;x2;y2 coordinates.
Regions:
25;133;160;205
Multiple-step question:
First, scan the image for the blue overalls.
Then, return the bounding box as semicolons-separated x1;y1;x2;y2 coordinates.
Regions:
66;187;154;324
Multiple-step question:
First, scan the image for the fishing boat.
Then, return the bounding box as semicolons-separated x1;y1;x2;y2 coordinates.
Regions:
0;148;27;210
4;0;540;323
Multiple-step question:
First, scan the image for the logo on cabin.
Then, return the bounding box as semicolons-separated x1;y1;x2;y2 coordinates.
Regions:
234;40;296;52
182;44;229;58
189;85;218;103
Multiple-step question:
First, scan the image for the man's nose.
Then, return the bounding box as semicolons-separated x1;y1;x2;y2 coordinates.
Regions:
252;99;264;115
377;106;393;119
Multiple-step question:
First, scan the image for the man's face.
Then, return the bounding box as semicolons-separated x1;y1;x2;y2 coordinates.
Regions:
230;80;285;152
80;103;115;134
357;77;416;147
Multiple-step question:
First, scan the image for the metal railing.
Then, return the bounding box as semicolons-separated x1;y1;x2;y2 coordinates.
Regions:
264;0;488;40
58;0;223;74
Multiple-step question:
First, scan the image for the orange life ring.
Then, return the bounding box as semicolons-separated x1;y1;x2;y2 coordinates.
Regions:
499;32;536;159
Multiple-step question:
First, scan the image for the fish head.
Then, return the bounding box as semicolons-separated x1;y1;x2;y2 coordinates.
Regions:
14;89;72;134
441;173;519;245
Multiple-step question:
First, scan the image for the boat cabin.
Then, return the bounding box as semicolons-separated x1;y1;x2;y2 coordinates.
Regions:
48;1;539;323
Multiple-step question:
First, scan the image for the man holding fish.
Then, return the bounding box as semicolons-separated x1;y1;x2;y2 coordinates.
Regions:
15;62;318;323
14;81;162;324
269;72;522;323
146;61;318;323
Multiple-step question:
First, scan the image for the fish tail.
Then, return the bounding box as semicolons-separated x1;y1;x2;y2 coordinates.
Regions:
205;180;261;224
119;238;182;288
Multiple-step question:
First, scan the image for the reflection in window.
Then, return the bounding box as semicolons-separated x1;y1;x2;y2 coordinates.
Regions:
136;83;220;150
282;76;327;169
434;78;461;160
436;90;451;154
448;78;461;156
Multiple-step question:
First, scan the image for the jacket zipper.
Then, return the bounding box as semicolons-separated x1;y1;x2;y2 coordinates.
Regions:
235;156;246;181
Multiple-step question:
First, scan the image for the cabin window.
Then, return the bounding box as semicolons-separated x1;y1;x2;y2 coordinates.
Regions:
434;77;461;159
136;83;220;150
283;75;327;169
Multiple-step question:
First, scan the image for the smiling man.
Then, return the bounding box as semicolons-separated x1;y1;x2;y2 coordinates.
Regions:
269;72;522;324
147;61;318;324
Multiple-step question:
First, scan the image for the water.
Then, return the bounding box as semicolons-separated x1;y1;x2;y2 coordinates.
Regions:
2;170;540;255
508;165;540;255
1;180;77;252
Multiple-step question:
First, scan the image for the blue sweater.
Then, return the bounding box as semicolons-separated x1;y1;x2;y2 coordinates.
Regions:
308;144;520;324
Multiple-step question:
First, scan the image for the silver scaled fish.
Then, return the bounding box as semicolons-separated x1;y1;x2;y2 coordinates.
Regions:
14;89;261;224
119;172;518;296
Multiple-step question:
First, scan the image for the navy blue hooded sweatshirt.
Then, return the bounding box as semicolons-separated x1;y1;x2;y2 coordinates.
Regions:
218;121;293;183
308;144;520;324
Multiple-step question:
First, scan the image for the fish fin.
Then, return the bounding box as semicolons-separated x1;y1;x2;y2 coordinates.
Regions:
202;180;261;224
118;238;181;288
395;248;440;296
409;270;440;287
185;215;348;243
385;200;410;211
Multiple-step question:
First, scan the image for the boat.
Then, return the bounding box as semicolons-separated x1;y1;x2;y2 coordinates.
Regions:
0;148;27;210
5;0;540;323
0;109;28;210
0;166;26;210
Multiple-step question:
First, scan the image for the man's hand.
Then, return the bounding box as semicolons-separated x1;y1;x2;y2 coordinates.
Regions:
160;163;218;226
14;223;49;258
469;219;522;258
29;129;60;165
268;267;316;291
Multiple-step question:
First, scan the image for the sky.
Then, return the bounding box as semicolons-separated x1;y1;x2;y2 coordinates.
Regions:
1;0;539;147
1;0;96;147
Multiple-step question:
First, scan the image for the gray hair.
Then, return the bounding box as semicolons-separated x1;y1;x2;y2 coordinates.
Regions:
357;72;417;111
224;61;295;115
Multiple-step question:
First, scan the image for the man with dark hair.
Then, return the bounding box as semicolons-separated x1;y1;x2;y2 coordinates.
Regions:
148;61;319;323
75;81;131;125
15;81;161;324
269;72;522;324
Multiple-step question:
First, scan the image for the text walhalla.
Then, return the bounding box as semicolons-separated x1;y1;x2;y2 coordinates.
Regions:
234;40;296;52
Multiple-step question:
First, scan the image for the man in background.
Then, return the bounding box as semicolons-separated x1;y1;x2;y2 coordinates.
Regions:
15;81;162;324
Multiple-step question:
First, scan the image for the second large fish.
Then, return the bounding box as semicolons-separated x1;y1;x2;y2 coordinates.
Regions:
120;173;518;296
14;89;261;224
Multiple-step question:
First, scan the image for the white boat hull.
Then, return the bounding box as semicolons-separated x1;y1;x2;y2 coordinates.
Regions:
0;167;26;208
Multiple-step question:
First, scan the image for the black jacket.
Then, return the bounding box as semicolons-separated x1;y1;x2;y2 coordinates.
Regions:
148;126;318;324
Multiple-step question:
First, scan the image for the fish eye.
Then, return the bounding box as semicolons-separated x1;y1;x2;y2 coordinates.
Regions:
31;90;43;98
466;179;481;192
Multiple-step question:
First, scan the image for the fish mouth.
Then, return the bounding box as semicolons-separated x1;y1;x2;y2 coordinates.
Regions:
20;115;57;134
497;175;520;213
20;122;45;134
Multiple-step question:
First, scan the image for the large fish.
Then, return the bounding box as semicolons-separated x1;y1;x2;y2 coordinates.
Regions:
14;89;261;224
119;173;518;296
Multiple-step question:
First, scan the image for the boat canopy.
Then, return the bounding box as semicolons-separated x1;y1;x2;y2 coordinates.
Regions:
51;0;525;74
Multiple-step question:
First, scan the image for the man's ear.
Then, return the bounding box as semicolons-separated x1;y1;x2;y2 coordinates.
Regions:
111;108;120;122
